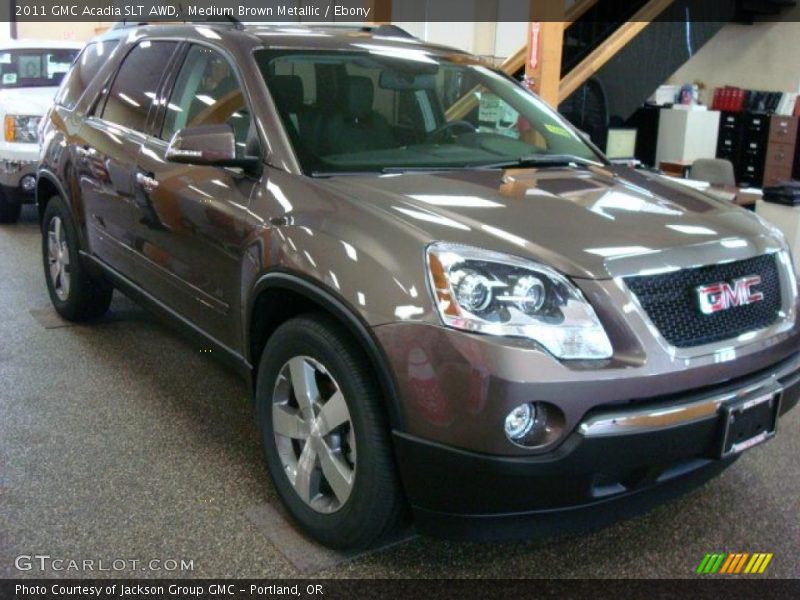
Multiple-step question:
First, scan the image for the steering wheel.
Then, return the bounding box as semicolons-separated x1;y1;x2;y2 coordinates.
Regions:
429;120;476;141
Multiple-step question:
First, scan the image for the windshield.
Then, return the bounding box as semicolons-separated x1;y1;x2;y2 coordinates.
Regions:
255;48;604;174
0;48;79;89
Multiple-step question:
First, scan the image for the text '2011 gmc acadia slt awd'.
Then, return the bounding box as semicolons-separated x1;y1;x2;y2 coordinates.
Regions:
38;22;800;550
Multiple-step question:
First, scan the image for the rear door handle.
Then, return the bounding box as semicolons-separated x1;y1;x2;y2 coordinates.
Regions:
135;172;159;193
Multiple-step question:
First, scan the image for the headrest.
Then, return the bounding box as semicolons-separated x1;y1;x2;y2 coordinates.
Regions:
344;76;374;120
269;75;304;111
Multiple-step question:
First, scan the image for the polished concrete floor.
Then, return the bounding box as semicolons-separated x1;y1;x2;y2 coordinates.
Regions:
2;206;799;579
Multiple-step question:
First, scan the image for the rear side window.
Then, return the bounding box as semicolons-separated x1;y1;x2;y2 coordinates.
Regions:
55;40;119;109
100;40;178;132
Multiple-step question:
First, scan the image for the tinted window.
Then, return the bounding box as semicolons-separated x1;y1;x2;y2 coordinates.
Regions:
55;40;118;109
0;47;79;90
101;41;177;132
161;45;252;155
256;50;602;174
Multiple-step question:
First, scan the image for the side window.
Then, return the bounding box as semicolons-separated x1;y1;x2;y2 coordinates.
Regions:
55;40;119;109
161;45;251;156
100;41;177;132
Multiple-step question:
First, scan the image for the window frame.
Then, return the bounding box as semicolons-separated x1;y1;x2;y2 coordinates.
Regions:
92;39;182;135
54;40;119;111
154;42;255;149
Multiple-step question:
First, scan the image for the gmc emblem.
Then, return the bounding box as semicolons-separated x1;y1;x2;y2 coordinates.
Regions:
696;275;764;314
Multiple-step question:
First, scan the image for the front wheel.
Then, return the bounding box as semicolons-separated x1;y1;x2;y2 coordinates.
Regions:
256;314;404;550
41;196;113;321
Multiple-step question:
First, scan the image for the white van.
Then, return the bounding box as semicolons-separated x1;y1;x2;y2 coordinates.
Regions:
0;40;81;223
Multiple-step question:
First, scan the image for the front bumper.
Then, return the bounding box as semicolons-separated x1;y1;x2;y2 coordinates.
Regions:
0;142;39;200
375;318;800;455
392;350;800;539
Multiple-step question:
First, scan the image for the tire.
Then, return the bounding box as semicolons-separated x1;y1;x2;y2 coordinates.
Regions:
256;314;404;550
41;195;113;321
0;189;22;224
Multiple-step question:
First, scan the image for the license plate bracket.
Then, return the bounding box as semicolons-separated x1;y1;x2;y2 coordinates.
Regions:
718;390;781;459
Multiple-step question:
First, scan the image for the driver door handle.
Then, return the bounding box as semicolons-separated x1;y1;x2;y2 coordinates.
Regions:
136;172;159;193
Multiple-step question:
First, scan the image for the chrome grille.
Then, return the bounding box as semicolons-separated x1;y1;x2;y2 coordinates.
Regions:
624;254;783;348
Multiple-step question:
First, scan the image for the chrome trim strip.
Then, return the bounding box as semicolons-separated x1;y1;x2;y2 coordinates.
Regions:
579;353;800;437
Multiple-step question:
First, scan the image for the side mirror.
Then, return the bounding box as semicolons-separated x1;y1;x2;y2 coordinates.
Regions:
165;124;260;172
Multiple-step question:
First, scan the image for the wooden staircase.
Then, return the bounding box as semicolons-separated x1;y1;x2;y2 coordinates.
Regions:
404;0;794;143
446;0;674;122
499;0;675;106
500;0;795;110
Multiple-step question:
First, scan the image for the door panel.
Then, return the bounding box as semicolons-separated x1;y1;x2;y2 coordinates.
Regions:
78;119;143;273
133;139;260;348
132;45;261;349
78;40;179;278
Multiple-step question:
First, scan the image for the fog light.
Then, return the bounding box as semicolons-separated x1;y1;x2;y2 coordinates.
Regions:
504;402;557;447
20;175;35;192
504;403;535;440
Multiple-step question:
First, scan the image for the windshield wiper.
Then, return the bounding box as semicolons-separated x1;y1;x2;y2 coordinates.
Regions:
478;154;601;170
310;156;601;177
379;166;469;174
312;171;370;177
311;166;466;177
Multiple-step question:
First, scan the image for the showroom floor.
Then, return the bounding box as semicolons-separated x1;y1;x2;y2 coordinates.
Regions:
2;206;799;579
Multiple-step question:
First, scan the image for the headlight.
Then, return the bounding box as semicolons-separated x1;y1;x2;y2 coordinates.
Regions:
4;115;41;143
426;242;613;359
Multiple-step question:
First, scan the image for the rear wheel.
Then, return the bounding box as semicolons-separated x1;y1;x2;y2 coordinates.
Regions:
41;196;113;321
256;314;404;550
0;189;21;224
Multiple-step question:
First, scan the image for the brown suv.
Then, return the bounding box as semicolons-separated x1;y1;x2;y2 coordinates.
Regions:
38;22;800;549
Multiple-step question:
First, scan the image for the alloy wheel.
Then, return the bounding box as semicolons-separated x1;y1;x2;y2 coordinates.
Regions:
272;356;356;513
47;216;71;301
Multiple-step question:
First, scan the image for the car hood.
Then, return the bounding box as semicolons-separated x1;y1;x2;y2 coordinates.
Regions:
0;86;60;116
318;165;781;279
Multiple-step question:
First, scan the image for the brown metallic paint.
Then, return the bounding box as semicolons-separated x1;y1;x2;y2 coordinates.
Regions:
37;24;800;462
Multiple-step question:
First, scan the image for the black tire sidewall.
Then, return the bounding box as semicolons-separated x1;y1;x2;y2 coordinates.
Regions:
43;197;72;314
256;316;398;548
41;196;91;319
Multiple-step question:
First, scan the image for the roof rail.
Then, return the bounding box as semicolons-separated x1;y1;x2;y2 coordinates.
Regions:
203;15;245;30
110;21;149;30
109;15;245;31
108;20;410;37
301;23;416;39
372;24;416;38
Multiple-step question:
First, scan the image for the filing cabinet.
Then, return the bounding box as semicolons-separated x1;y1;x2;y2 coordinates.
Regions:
716;112;798;188
763;116;798;188
716;112;741;162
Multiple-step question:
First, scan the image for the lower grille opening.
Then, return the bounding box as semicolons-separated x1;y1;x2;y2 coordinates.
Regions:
591;457;713;499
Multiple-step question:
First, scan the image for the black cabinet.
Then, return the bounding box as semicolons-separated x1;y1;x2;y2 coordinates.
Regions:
715;111;772;187
625;105;661;168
